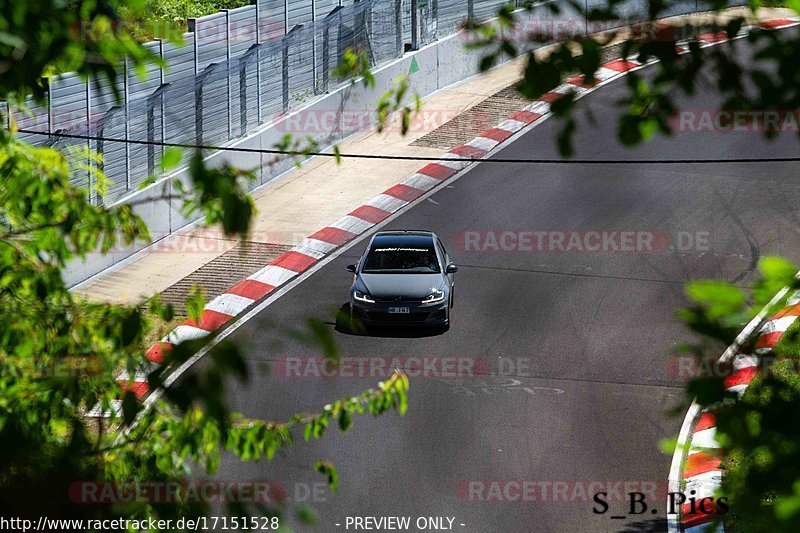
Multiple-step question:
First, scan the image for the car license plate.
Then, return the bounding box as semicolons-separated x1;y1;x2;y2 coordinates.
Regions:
388;307;410;314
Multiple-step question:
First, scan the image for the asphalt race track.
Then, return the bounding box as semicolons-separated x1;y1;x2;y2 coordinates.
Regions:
207;41;800;532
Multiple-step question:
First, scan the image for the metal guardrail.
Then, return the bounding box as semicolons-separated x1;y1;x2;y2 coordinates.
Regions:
4;0;745;205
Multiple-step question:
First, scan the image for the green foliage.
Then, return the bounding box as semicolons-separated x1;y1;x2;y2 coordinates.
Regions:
333;47;376;88
0;1;410;526
375;75;422;136
0;135;411;523
118;0;251;42
0;1;153;102
680;257;800;529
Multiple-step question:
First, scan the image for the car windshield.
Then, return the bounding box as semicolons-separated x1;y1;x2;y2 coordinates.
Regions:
362;243;440;274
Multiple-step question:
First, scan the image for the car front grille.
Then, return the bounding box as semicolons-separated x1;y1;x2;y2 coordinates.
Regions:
366;311;430;322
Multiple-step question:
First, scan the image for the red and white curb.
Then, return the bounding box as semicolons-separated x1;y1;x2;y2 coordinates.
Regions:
663;17;800;532
669;290;800;532
97;17;800;422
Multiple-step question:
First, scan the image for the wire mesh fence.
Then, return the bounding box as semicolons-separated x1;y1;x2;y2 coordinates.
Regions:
4;0;747;205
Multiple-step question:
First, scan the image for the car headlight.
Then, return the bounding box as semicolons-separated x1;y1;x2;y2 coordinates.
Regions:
353;290;375;303
422;289;445;303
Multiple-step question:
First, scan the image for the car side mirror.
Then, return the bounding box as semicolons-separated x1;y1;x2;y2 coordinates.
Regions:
346;264;357;273
446;263;458;274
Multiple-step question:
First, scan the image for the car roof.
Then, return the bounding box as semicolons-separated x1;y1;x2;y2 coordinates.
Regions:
375;230;435;237
370;231;436;248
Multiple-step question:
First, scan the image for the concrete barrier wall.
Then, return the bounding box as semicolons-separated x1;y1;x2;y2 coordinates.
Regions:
63;21;493;287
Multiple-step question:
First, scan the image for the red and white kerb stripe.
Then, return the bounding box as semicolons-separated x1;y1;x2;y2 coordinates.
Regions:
680;292;800;532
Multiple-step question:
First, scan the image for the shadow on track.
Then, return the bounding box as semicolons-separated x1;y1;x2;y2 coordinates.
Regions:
332;303;449;338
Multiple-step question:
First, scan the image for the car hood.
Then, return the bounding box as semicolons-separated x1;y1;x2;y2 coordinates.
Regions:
358;273;445;299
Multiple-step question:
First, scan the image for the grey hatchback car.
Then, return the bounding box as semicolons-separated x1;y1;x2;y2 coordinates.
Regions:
346;230;457;329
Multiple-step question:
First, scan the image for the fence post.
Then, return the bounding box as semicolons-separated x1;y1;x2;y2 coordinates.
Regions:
46;77;53;135
323;7;344;93
239;45;259;132
395;0;402;56
146;84;169;177
46;79;52;134
284;0;289;34
356;0;375;65
312;0;319;95
157;39;166;167
195;64;218;147
431;0;438;42
123;56;131;191
467;0;474;23
86;78;95;204
189;18;200;75
282;25;303;113
189;18;202;145
336;7;344;63
225;10;233;139
411;0;419;50
585;0;589;35
254;0;263;124
282;33;290;113
97;105;122;199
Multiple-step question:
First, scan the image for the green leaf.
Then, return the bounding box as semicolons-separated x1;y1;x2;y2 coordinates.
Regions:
160;148;182;172
686;280;745;308
185;285;206;323
297;506;319;526
121;390;139;425
338;409;352;432
315;460;339;492
759;256;796;285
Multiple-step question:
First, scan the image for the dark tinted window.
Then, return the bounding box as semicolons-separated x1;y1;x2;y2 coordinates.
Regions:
362;236;440;273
